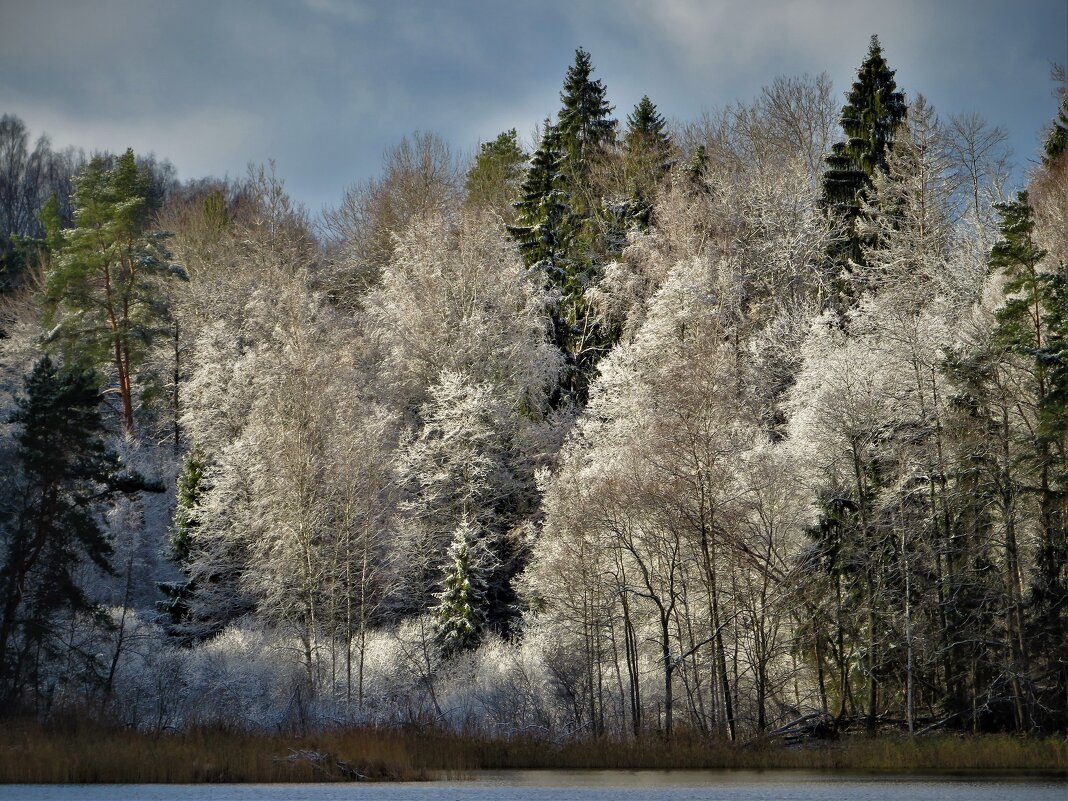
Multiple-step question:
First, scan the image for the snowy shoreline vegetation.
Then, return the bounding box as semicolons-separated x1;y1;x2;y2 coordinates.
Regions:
1;40;1067;746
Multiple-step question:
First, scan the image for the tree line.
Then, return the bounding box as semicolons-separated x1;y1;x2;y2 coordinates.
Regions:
0;38;1066;737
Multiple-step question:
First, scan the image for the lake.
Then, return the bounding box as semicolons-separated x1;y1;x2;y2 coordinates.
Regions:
1;770;1065;800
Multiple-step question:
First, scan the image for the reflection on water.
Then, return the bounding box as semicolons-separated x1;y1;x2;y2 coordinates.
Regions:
0;770;1065;801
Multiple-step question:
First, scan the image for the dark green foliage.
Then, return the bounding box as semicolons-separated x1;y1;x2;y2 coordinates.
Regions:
990;194;1048;356
465;129;527;218
512;49;621;404
435;517;490;657
558;47;616;205
1027;263;1068;730
604;96;672;243
509;122;596;400
157;448;206;631
0;356;155;701
823;36;907;210
1043;94;1068;165
822;35;907;276
44;148;178;433
510;122;575;279
989;194;1068;728
684;145;709;193
957;192;1068;730
623;95;673;192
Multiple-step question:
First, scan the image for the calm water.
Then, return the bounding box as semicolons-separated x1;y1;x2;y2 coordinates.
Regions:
0;770;1064;800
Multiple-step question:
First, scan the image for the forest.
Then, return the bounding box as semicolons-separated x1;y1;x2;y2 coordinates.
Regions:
1;36;1067;744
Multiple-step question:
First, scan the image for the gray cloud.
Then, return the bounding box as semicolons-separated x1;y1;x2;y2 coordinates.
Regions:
0;0;1064;211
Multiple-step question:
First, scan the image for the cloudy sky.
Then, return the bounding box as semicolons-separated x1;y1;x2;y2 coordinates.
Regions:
1;0;1065;212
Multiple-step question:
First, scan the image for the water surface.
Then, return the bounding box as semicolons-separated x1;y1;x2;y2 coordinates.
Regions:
1;770;1064;800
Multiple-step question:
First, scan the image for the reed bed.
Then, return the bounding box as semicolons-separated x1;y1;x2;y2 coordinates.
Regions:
0;719;1064;783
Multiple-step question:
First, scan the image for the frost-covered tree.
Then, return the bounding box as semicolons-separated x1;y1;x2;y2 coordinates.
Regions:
435;515;493;657
532;239;798;738
855;96;957;303
322;131;461;304
395;371;515;615
374;210;557;415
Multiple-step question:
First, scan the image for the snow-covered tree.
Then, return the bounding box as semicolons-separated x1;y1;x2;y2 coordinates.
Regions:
435;515;494;657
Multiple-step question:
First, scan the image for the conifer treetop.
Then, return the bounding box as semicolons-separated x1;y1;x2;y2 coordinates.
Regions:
558;48;616;169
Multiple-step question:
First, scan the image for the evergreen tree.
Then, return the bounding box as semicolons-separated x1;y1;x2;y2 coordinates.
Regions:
434;515;492;657
1043;94;1068;165
464;129;527;219
600;96;673;242
0;357;154;701
683;144;710;193
822;35;907;278
44;148;178;434
990;193;1068;728
1028;258;1068;729
509;122;590;397
157;447;206;632
557;47;616;210
510;122;573;271
622;95;673;192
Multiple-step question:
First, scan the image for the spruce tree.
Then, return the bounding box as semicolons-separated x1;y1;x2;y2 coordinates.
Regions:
822;35;907;276
434;516;491;657
509;122;589;396
623;95;673;191
0;357;155;700
509;122;574;284
557;47;616;208
1029;258;1068;730
684;144;710;193
604;96;673;239
157;447;206;631
990;193;1068;727
1043;94;1068;165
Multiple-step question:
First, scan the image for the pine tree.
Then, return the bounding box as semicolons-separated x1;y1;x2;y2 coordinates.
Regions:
0;357;155;700
434;515;492;657
822;35;907;276
991;194;1047;359
44;149;177;434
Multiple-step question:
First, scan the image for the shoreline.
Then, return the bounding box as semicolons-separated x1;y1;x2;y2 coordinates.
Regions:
1;722;1065;784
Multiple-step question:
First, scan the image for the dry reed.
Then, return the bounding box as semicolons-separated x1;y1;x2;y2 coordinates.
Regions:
0;718;1064;783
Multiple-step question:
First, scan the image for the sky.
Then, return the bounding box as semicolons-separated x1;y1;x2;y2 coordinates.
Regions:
1;0;1065;213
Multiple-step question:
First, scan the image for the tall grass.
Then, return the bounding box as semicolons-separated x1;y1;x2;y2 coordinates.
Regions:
0;719;1064;783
